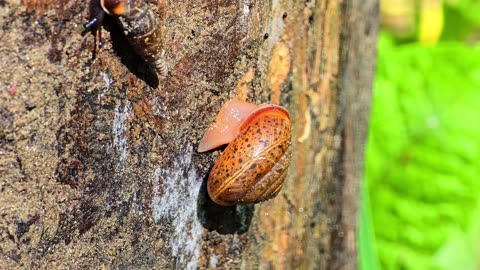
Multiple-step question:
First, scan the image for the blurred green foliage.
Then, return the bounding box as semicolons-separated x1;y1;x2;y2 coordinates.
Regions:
443;0;480;41
360;1;480;269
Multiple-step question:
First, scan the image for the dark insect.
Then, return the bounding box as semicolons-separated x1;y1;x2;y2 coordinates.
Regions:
85;0;168;77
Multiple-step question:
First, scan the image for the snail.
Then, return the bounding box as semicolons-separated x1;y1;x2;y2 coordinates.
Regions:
85;0;168;77
198;100;292;206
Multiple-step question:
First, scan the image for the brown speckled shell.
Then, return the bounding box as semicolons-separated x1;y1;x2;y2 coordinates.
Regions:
117;1;166;76
99;0;167;76
207;105;292;206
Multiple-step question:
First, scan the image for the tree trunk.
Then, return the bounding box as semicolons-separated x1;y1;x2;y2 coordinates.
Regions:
0;0;377;269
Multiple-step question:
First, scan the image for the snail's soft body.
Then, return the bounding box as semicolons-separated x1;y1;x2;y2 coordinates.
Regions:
87;0;167;76
199;100;292;206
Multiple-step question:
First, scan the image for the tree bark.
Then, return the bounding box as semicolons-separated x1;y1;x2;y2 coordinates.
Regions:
0;0;378;269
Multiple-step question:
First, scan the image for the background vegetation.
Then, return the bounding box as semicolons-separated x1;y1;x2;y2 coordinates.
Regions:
360;0;480;269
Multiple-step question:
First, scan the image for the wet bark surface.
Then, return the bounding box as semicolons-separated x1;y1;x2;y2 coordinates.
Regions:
0;0;378;268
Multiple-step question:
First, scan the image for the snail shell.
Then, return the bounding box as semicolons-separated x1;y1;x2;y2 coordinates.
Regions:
198;100;292;206
87;0;167;76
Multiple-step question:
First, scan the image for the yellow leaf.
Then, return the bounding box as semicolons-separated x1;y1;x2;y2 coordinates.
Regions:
418;0;444;45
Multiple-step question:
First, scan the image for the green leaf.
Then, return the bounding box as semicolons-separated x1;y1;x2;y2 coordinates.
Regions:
364;32;480;269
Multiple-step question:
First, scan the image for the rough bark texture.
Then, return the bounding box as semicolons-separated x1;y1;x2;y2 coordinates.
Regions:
0;0;378;269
